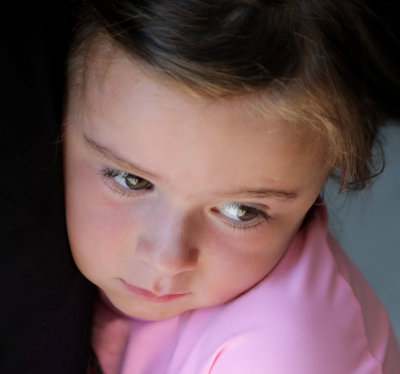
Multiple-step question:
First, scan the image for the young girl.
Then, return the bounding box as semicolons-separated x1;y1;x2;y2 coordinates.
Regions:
63;1;400;373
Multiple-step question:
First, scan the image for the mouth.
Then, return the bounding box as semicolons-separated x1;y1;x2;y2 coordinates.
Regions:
118;278;190;303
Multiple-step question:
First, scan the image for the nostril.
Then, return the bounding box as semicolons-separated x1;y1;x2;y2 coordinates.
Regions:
181;247;199;268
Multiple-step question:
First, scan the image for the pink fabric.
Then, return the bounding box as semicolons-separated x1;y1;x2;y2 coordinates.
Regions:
92;207;400;373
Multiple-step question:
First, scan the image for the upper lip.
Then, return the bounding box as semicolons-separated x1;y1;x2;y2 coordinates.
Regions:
119;279;190;301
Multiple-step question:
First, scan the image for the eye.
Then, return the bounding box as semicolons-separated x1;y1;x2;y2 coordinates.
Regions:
103;167;153;191
216;203;267;222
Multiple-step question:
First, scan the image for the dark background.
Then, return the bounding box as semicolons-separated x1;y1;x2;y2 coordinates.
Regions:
0;2;94;373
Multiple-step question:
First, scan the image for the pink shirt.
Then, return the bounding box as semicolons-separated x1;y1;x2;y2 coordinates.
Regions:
92;207;400;373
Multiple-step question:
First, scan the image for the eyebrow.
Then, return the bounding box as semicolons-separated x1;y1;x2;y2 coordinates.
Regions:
219;189;298;200
84;134;298;201
84;134;160;180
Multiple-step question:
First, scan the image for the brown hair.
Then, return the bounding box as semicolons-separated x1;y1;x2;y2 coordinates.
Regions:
67;0;400;191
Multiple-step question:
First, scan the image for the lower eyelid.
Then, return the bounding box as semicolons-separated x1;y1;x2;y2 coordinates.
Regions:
99;168;142;198
101;174;131;196
222;218;265;233
210;209;268;233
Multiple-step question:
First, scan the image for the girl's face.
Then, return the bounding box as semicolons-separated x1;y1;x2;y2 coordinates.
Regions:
64;47;328;321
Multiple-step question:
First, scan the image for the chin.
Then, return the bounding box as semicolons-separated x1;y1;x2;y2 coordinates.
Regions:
114;299;183;321
126;307;181;321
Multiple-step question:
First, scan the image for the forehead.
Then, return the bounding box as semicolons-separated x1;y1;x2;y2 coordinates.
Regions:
74;41;311;136
67;43;328;197
71;40;292;126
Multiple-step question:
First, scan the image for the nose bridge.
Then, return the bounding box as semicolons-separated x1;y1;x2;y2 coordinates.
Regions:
137;202;199;275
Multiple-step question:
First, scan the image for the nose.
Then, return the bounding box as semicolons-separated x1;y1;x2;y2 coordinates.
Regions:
136;207;199;276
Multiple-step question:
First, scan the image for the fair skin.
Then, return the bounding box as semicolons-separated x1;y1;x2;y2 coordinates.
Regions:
63;45;329;321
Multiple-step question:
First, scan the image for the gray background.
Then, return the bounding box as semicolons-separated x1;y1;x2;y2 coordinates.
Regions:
324;123;400;343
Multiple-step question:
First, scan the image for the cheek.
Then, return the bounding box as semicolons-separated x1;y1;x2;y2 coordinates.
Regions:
196;222;295;304
64;156;138;278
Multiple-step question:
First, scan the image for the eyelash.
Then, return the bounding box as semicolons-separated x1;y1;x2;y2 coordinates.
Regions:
99;166;270;232
213;205;270;232
100;166;153;198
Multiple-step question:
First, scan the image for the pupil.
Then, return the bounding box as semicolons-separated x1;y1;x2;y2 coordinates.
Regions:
125;175;141;189
237;205;258;221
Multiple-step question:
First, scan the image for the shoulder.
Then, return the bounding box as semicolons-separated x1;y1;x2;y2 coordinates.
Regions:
182;207;399;373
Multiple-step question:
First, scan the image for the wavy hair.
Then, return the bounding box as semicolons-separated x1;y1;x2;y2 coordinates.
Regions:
67;0;400;190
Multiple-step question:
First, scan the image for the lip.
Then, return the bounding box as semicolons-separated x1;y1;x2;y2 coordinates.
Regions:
119;278;190;303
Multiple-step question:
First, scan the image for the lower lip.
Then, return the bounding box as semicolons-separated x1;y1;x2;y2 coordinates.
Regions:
119;279;189;303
